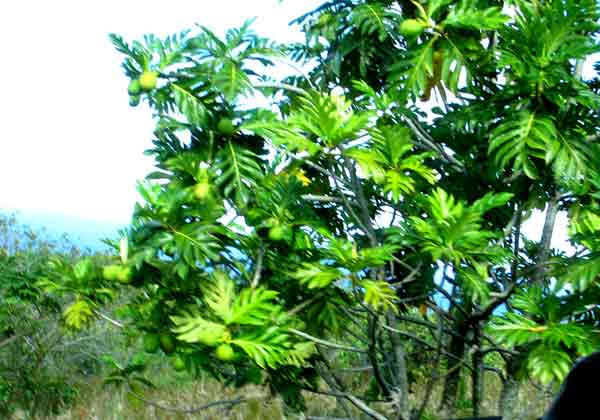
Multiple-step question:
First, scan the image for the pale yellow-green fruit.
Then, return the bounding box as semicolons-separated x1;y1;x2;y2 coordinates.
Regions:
102;265;121;281
115;266;134;284
268;225;285;241
194;181;211;200
268;224;291;242
172;356;186;372
399;19;427;37
215;343;236;361
139;71;159;91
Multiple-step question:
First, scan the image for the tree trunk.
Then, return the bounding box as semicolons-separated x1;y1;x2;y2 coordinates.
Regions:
499;376;520;420
533;194;559;285
439;321;469;416
386;313;410;420
471;341;484;417
499;355;521;420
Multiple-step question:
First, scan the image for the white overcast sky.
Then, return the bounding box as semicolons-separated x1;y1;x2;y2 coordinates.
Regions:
0;1;595;252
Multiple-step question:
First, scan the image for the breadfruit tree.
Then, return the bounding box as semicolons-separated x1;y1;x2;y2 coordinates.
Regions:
45;1;600;419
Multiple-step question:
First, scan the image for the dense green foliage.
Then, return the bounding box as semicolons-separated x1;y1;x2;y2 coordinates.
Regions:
0;215;108;416
42;1;600;418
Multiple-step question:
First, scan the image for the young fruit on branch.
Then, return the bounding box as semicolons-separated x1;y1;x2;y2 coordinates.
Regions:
217;118;237;136
194;180;211;200
268;223;292;242
129;95;141;107
102;265;121;281
215;343;236;361
159;333;176;354
172;356;186;372
399;19;428;37
116;266;134;284
102;264;134;284
143;334;160;353
127;79;141;96
139;71;158;91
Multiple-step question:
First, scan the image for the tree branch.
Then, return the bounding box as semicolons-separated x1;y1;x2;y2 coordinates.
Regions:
402;116;465;172
469;281;516;323
250;240;265;288
301;194;343;203
288;328;367;353
253;82;308;96
95;311;126;328
368;314;393;397
533;192;559;285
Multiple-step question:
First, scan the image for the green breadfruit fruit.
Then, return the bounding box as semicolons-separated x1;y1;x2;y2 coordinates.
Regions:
139;71;158;91
129;95;141;107
217;118;236;136
399;19;427;37
143;334;160;353
215;343;236;361
172;356;186;372
159;333;176;354
102;265;121;281
128;79;141;95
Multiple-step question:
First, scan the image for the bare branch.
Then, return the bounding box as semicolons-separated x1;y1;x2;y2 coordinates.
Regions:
402;116;465;172
253;82;308;96
251;240;265;289
470;282;516;323
344;394;389;420
95;311;126;328
342;155;378;247
368;314;393;396
287;291;326;317
288;328;367;353
301;194;343;203
533;192;560;285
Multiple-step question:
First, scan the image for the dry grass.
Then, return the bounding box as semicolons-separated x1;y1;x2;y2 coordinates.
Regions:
11;366;554;419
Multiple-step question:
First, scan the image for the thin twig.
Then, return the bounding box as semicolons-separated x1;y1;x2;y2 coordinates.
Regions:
95;311;125;328
330;170;374;238
402;116;465;172
315;351;356;420
380;324;474;372
301;194;344;203
251;241;265;288
344;394;388;420
253;82;308;96
342;155;377;247
288;328;367;353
